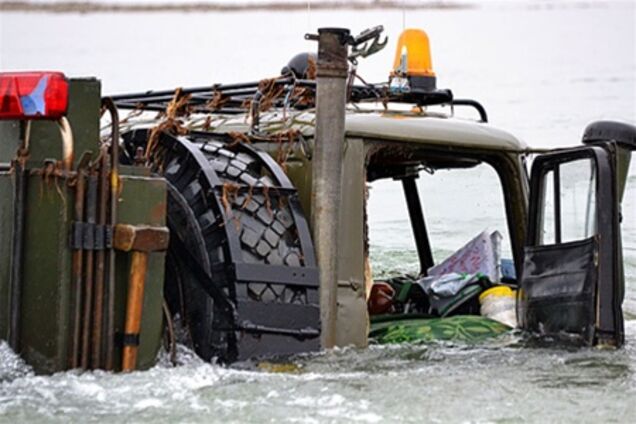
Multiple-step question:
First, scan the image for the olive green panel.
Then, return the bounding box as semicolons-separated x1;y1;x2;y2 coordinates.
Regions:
112;171;167;371
335;138;368;348
0;121;20;163
0;80;166;372
4;168;166;373
284;158;313;221
0;173;14;339
19;175;74;374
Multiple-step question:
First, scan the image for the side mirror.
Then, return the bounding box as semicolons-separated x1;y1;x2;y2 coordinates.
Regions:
582;120;635;203
582;120;636;151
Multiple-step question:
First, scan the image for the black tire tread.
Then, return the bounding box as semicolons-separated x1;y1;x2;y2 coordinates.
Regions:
190;137;304;268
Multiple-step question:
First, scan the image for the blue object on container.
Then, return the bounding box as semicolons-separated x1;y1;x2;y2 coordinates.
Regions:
501;258;516;280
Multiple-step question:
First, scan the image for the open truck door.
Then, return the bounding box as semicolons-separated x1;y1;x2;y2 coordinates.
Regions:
518;121;635;347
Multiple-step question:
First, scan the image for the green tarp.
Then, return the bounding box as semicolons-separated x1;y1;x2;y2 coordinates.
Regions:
369;315;511;344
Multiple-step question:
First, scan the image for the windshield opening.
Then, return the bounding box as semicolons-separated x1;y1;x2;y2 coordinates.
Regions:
366;159;513;283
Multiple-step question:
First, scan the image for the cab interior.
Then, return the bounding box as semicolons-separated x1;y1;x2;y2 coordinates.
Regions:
364;141;525;320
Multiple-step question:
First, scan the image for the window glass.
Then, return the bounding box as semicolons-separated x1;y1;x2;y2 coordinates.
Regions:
540;169;556;245
417;164;511;262
367;179;419;278
538;158;597;246
559;158;596;242
367;163;511;278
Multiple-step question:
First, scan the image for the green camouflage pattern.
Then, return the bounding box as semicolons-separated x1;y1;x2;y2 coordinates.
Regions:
369;315;511;344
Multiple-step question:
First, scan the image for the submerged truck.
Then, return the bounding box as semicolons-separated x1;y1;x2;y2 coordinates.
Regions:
0;27;634;374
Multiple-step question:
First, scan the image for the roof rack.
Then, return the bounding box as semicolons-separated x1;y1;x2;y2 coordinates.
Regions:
109;77;488;124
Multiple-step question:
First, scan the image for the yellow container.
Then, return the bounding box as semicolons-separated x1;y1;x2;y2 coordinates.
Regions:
479;286;517;328
479;285;515;304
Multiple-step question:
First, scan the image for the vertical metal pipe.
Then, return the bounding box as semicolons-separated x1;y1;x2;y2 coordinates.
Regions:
8;160;26;352
311;27;350;349
102;98;119;371
8;122;30;353
91;149;109;369
80;171;98;368
70;169;86;368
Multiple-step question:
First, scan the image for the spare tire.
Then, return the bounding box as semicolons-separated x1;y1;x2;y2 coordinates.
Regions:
121;129;320;363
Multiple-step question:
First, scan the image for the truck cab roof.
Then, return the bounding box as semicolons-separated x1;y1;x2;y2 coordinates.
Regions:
344;113;528;153
200;109;528;153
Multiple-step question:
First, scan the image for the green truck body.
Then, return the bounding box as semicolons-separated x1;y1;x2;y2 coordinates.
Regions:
0;80;166;373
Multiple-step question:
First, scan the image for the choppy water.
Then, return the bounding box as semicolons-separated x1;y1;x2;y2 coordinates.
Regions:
1;2;635;422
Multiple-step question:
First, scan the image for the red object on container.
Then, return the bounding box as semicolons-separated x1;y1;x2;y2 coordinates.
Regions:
0;72;69;120
368;282;395;315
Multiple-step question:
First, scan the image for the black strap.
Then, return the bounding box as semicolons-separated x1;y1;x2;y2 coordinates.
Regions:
121;333;140;347
70;222;113;250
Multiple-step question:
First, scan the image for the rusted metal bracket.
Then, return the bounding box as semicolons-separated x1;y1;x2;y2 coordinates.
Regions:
305;25;387;66
112;224;170;252
306;28;350;79
348;26;387;65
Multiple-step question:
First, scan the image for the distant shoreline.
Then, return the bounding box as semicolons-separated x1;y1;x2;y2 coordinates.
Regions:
0;0;472;14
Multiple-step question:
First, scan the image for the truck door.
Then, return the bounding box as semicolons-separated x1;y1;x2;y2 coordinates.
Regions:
518;145;623;347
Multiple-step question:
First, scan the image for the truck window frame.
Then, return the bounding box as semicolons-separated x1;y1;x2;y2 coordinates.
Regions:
364;139;528;279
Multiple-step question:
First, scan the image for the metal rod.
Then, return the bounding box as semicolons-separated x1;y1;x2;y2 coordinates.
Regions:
311;27;350;349
451;99;488;123
80;171;98;368
8;161;26;352
101;97;119;371
70;168;86;368
8;122;30;352
108;78;296;102
114;103;248;115
121;251;149;372
401;177;434;275
91;149;109;369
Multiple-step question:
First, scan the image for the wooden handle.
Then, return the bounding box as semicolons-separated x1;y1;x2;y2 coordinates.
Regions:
121;251;148;372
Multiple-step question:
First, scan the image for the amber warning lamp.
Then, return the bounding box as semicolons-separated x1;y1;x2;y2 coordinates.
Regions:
390;29;437;93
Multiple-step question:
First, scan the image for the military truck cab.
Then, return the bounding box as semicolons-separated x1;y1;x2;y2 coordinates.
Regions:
337;114;633;348
1;27;634;374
